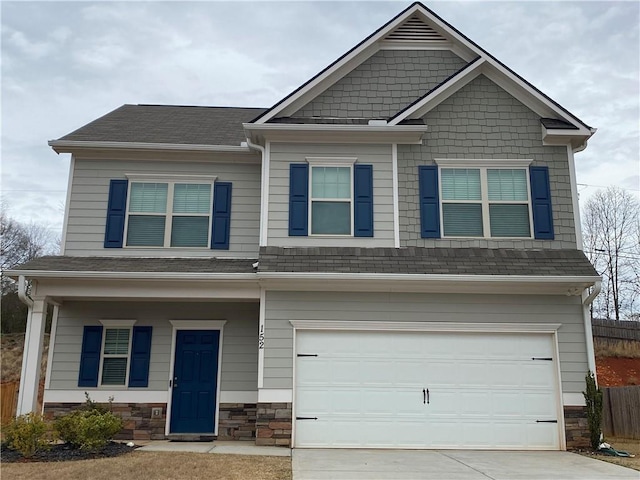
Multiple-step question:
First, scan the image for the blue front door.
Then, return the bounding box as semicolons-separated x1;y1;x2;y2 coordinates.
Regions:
170;330;220;434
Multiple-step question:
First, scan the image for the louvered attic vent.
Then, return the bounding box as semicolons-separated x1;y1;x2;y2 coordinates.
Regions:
384;15;447;42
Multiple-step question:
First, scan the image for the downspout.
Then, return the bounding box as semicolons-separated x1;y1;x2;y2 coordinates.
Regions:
582;279;602;378
18;275;33;307
244;139;267;246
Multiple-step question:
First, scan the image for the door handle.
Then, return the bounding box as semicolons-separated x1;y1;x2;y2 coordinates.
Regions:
426;388;430;404
423;388;426;404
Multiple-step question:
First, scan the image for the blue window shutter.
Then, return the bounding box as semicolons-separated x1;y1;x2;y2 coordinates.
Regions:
128;326;152;388
104;179;128;248
289;164;309;236
78;326;103;387
354;164;374;237
529;166;554;240
211;182;232;249
419;166;441;238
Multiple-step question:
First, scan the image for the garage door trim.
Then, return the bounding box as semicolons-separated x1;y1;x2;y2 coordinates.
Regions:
290;320;561;333
291;321;565;450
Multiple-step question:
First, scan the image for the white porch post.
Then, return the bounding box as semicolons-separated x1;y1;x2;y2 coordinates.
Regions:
16;298;47;415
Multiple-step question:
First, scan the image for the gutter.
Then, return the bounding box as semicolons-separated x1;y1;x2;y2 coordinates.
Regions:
48;140;252;154
7;269;600;285
243;123;428;134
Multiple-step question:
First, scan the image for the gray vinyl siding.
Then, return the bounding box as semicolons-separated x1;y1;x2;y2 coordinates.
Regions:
398;74;577;249
294;50;468;119
263;291;587;394
64;157;260;257
48;301;258;392
268;143;394;247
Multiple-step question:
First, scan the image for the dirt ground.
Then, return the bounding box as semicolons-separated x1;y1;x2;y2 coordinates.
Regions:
596;357;640;386
0;451;292;480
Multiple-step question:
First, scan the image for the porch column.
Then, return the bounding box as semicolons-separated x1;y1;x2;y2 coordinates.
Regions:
16;298;47;415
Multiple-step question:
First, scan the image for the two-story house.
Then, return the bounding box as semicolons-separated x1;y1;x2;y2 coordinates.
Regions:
10;3;600;450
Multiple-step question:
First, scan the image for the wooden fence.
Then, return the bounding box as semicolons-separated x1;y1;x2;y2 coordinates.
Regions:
602;386;640;439
592;319;640;341
1;381;19;425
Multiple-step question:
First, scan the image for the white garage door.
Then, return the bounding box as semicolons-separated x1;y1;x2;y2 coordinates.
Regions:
294;330;561;449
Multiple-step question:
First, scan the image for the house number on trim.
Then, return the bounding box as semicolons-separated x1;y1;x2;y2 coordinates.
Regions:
258;325;265;350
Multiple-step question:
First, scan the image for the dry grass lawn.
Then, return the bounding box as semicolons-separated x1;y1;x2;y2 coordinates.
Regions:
586;437;640;471
0;451;292;480
594;338;640;359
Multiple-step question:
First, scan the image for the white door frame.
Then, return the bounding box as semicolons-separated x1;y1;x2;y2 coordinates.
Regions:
165;320;226;436
290;321;565;450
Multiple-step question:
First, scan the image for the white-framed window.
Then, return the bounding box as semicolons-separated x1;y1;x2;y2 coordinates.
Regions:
307;157;356;236
436;159;533;238
124;174;216;248
98;320;136;386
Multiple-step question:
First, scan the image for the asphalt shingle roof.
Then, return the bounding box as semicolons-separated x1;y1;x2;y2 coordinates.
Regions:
10;256;257;274
10;248;598;278
258;247;599;277
540;118;579;130
58;104;268;146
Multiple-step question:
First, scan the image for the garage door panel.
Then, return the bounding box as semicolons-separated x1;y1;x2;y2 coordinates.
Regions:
295;330;560;449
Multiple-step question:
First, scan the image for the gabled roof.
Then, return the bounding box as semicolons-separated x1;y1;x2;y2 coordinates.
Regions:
55;104;267;146
251;2;593;135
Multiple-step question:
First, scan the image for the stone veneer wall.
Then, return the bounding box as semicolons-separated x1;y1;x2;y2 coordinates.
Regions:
564;405;590;449
217;403;257;440
256;402;292;447
44;402;167;440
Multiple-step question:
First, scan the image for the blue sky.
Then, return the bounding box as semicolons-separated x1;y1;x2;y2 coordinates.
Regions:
2;1;639;241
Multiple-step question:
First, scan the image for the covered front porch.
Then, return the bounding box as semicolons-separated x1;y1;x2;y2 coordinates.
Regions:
9;257;265;441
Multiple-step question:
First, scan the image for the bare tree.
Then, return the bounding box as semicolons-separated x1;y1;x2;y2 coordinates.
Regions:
1;201;57;333
583;187;640;320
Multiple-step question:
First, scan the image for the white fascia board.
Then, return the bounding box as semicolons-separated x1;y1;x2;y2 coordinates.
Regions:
243;123;427;145
389;58;485;124
48;140;251;154
5;270;258;281
411;4;593;134
257;271;599;285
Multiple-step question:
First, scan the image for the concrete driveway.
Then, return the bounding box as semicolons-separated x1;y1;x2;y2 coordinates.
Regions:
292;449;638;480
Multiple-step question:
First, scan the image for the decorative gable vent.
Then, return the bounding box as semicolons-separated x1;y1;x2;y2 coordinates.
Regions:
384;15;447;42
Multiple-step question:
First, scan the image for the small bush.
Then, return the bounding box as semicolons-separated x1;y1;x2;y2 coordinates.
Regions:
55;394;123;451
583;371;603;450
4;412;55;458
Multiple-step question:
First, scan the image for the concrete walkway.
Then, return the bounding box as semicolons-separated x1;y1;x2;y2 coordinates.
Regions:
136;440;290;457
292;449;638;480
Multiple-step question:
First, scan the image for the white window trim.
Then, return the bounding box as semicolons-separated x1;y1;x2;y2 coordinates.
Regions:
123;175;217;249
306;158;357;237
435;160;535;239
98;319;136;388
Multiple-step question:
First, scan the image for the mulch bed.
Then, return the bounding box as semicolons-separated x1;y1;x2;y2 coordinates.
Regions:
1;441;136;463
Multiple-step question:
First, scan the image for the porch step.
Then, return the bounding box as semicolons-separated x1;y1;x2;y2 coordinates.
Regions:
167;434;216;442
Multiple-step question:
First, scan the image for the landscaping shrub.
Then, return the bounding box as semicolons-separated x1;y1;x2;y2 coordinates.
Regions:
55;394;123;451
4;412;55;458
583;370;603;450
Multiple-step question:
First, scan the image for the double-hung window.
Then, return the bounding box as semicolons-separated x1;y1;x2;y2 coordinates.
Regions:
310;165;353;235
98;320;135;386
438;160;533;238
125;176;216;248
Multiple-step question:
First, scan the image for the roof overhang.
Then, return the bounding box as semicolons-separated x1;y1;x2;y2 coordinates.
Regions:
243;123;428;145
10;268;599;300
48;140;252;155
541;126;595;150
